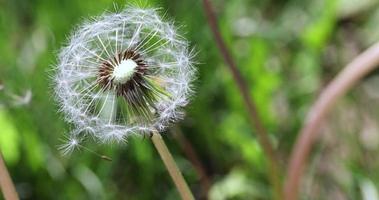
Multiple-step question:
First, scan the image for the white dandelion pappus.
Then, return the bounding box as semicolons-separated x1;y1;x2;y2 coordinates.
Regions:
54;7;196;153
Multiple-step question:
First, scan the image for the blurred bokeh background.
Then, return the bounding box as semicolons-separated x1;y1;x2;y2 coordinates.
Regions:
1;0;379;199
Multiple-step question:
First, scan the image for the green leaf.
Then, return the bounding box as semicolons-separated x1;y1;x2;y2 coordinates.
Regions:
0;110;20;165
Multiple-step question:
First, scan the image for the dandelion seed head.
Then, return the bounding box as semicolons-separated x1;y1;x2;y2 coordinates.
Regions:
54;6;196;148
112;59;138;84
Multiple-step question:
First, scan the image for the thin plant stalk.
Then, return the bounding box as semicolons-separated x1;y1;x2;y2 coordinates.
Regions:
284;42;379;200
0;152;19;200
151;130;194;200
171;126;211;197
202;0;282;199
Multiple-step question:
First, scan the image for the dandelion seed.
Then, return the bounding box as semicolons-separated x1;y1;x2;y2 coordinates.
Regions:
54;6;196;153
10;90;32;106
58;136;81;156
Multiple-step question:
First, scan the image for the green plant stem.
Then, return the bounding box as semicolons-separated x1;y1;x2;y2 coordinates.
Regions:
284;42;379;200
0;152;19;200
151;130;194;200
202;0;282;199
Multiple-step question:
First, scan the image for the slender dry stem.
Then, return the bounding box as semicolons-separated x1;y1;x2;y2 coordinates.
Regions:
0;152;19;200
284;42;379;200
202;0;282;199
151;130;194;200
171;126;211;197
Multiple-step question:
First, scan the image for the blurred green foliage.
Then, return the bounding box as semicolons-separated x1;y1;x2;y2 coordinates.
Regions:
1;0;379;199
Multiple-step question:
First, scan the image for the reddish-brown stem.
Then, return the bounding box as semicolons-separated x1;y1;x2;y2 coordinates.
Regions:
202;0;281;199
284;42;379;200
0;152;19;200
171;126;211;197
0;80;4;91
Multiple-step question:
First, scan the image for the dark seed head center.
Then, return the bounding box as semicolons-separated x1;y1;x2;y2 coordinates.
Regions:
97;49;147;92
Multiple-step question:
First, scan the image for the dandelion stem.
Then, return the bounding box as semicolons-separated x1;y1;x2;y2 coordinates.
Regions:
284;42;379;200
202;0;282;199
171;126;211;197
151;130;194;200
0;152;19;200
